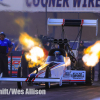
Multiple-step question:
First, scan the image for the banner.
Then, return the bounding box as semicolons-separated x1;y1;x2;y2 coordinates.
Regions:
24;0;100;12
8;56;21;76
0;0;100;12
0;0;23;11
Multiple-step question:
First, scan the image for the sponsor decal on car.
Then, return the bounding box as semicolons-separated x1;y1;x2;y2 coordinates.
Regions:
71;72;84;79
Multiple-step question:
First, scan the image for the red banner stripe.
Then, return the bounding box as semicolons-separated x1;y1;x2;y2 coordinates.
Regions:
8;56;21;58
8;71;17;74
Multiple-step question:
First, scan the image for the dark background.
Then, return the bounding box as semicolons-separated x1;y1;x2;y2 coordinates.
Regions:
0;12;99;41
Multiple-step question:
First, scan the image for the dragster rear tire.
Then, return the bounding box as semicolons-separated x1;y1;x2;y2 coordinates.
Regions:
77;59;93;86
85;67;92;86
45;66;51;89
17;67;23;89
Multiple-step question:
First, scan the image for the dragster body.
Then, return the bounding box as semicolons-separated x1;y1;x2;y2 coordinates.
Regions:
25;48;86;88
0;18;97;89
28;54;86;83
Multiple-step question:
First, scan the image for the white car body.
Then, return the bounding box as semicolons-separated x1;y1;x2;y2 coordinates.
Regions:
33;54;86;84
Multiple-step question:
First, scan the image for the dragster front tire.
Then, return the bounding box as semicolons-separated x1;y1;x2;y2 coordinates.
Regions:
45;66;51;89
17;67;23;89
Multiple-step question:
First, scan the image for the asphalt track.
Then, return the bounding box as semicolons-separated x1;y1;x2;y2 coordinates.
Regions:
0;82;100;100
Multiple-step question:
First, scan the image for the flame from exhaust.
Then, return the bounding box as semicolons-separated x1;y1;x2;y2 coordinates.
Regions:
65;57;71;66
15;18;25;29
82;41;100;67
25;46;44;62
19;32;45;67
14;17;31;29
19;32;40;49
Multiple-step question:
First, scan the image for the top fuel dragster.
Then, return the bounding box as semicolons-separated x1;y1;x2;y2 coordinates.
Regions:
0;18;98;89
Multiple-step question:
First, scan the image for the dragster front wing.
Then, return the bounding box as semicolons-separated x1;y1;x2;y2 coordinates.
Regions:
0;77;60;82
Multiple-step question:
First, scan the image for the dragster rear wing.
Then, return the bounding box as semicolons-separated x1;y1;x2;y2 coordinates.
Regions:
47;18;98;36
0;77;60;82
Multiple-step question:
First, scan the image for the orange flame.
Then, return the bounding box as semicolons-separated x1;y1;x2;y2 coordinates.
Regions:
15;18;25;29
82;41;100;67
65;57;71;66
14;17;31;29
19;32;45;67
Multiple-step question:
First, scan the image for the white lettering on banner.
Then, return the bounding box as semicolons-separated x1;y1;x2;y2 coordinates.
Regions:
0;0;100;12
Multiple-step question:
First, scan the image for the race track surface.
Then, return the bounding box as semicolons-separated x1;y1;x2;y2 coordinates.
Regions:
0;82;100;100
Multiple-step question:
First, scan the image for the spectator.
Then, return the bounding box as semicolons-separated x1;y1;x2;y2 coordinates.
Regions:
77;41;86;59
15;43;22;51
0;32;13;77
77;41;86;69
55;44;59;48
11;39;15;51
51;44;55;49
45;42;51;51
